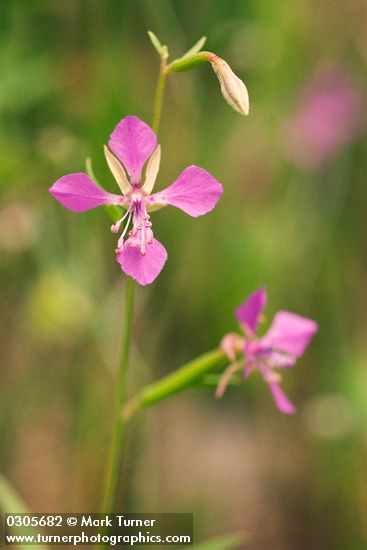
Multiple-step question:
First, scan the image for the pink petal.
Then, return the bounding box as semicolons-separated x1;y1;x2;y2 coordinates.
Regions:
49;173;124;212
116;238;167;286
109;116;157;185
148;165;223;217
261;311;318;358
235;287;267;333
268;381;296;415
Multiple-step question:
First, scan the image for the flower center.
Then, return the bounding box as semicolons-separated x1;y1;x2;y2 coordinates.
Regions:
112;192;154;256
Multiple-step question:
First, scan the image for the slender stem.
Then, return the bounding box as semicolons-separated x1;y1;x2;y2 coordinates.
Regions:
101;276;135;513
100;54;169;519
152;56;168;134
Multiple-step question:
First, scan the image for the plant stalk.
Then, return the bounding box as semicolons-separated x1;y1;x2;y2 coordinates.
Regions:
101;276;135;513
100;50;169;518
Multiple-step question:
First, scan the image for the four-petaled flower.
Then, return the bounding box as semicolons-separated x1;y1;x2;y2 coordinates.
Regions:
49;115;223;285
218;288;318;414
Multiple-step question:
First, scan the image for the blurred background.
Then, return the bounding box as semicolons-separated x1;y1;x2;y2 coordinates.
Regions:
1;0;367;548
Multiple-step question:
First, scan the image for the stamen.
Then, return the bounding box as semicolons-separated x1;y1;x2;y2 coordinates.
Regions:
110;207;131;233
115;210;132;253
121;211;132;240
123;195;155;256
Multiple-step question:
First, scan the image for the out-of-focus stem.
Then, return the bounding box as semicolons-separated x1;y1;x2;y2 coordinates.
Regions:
101;276;135;514
122;349;228;421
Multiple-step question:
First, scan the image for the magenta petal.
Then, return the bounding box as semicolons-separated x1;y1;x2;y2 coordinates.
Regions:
262;311;318;358
235;287;267;333
49;173;123;212
148;165;223;217
109;116;157;185
268;382;296;415
116;238;167;286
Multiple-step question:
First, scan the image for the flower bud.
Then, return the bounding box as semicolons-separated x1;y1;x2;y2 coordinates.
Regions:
208;54;249;116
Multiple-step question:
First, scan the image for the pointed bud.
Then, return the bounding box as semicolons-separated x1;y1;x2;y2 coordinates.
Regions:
168;51;249;116
208;54;249;116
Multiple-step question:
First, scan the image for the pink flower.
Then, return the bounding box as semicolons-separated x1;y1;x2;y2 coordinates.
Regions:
219;288;318;414
49;116;223;285
284;65;363;168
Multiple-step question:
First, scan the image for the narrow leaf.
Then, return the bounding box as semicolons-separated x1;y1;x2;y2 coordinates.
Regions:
181;36;207;59
148;31;165;55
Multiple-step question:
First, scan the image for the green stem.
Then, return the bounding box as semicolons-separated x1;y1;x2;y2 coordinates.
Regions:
167;51;210;73
152;56;168;134
101;276;135;513
100;53;169;519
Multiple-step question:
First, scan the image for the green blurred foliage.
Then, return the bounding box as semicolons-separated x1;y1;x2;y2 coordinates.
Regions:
0;1;367;549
